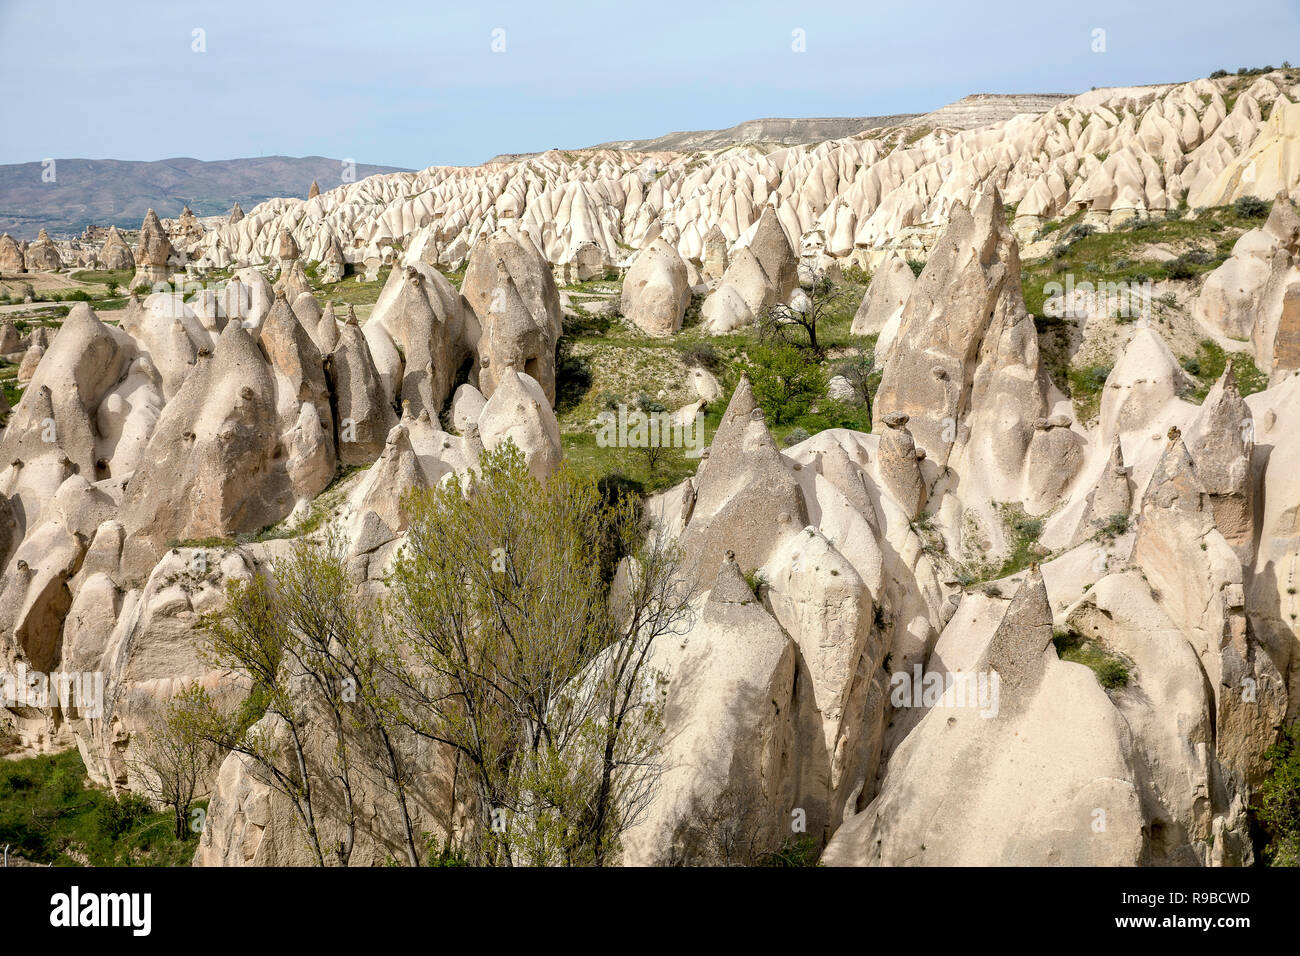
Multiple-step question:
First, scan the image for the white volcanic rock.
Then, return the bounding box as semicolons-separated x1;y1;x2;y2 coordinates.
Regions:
620;237;690;336
1132;433;1287;790
824;568;1147;865
363;263;468;417
621;553;798;865
1194;193;1300;375
461;227;561;404
6;69;1300;871
851;251;914;337
476;368;561;481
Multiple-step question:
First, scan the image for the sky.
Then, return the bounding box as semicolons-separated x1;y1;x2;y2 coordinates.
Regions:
2;0;1299;169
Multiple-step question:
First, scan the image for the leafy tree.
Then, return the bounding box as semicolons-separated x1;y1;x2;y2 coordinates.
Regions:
758;272;851;353
1258;723;1300;866
129;684;213;839
384;441;693;865
832;350;879;418
272;530;423;866
744;342;827;425
189;577;332;865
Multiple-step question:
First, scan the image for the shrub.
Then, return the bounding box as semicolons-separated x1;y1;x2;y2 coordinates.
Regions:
555;352;592;412
1095;513;1131;540
1234;195;1271;219
840;263;871;285
905;258;926;277
1163;257;1197;281
758;836;822;867
99;792;154;839
782;427;811;447
678;340;721;372
1184;339;1269;399
1256;724;1300;865
1052;629;1131;689
743;342;827;426
635;393;666;414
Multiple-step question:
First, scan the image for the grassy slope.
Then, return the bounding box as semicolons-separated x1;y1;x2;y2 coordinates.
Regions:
553;275;872;495
0;748;200;866
1025;204;1270;419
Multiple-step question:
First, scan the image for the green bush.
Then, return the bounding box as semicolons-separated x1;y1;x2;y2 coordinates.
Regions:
1256;724;1300;865
1052;629;1131;689
743;342;826;426
554;351;592;412
678;340;722;372
635;393;666;414
99;793;153;839
1183;339;1268;400
758;836;823;866
1234;195;1271;219
0;749;199;866
1094;512;1131;540
742;568;768;600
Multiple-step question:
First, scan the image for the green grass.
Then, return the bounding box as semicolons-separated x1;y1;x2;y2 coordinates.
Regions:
560;399;724;496
561;270;622;293
992;503;1046;579
1023;205;1274;424
1021;205;1258;319
0;366;21;415
550;276;872;496
307;267;391;307
956;502;1049;587
1180;339;1268;401
1067;363;1113;423
1052;628;1131;689
437;266;466;290
0;748;200;866
70;268;135;288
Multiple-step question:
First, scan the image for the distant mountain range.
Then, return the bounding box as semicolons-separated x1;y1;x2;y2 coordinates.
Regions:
4;95;1074;239
486;93;1074;163
0;156;410;239
588;114;923;152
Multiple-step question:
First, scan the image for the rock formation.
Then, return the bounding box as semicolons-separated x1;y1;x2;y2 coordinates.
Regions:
98;225;135;271
0;232;26;273
620;237;690;335
24;228;63;272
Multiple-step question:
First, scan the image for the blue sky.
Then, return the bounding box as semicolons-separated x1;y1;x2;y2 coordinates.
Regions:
2;0;1298;168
